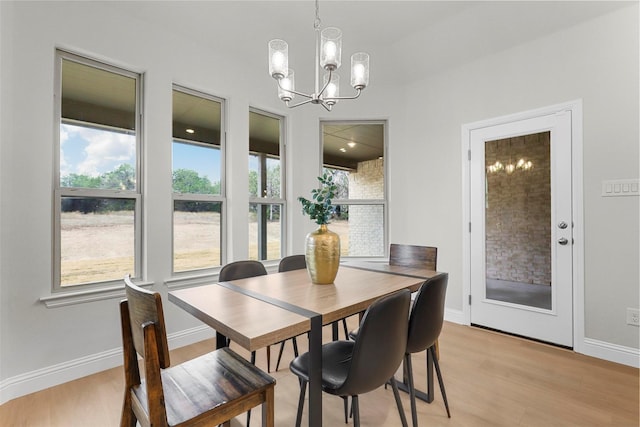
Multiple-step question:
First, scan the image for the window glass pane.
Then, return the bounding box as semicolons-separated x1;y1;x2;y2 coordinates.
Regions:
249;203;282;261
249;154;281;198
322;123;384;199
60;57;137;190
332;204;384;257
249;111;281;198
173;141;221;194
172;89;222;195
173;201;222;272
60;197;135;286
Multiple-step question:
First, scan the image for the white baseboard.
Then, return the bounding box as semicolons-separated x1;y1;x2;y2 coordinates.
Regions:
444;308;465;325
581;338;640;368
0;325;215;405
444;308;638;368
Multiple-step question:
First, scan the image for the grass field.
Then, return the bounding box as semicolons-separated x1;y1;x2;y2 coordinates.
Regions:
60;211;350;286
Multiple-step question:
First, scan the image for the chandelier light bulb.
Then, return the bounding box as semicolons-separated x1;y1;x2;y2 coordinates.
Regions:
324;42;337;62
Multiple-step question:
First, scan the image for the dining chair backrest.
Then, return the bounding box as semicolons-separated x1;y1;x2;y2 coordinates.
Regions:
278;255;306;272
389;243;437;271
124;275;171;368
406;273;448;354
335;289;411;396
219;260;267;281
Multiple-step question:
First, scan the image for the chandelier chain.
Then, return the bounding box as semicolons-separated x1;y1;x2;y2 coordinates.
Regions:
314;0;321;30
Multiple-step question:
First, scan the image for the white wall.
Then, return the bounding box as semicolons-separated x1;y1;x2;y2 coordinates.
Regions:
1;1;638;403
0;1;402;401
391;5;639;348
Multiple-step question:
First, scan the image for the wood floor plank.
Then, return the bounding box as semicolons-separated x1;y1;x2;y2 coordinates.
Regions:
1;321;638;426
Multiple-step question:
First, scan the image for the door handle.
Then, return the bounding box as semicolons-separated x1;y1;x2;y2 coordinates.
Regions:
558;237;569;245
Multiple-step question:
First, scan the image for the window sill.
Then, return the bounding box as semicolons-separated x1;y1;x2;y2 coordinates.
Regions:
165;272;220;290
40;280;154;308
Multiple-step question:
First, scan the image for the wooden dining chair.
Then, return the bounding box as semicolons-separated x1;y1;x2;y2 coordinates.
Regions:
389;243;440;358
389;243;437;270
290;290;411;427
120;275;275;427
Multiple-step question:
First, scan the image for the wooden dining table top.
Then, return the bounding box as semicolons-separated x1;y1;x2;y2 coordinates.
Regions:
215;265;431;327
169;283;310;352
168;263;436;353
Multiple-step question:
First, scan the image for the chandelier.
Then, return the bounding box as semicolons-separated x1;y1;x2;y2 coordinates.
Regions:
268;0;370;111
487;158;534;174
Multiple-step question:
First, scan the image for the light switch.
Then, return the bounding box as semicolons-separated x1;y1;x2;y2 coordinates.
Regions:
602;179;640;197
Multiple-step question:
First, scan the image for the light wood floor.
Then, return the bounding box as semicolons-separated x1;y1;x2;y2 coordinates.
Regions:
1;320;638;426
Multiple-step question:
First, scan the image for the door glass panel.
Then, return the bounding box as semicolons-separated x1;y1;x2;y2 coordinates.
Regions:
484;131;552;309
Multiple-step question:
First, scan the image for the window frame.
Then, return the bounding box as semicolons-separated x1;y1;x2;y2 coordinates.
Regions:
171;84;227;275
53;49;143;292
248;107;286;261
320;119;388;258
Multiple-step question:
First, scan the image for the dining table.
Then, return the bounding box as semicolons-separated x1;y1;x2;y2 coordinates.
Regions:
169;261;440;426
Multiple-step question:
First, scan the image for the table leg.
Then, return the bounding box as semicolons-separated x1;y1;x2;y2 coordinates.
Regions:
308;314;323;427
216;331;228;350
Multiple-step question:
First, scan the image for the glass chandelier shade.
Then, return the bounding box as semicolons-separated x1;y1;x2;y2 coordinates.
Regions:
268;39;288;79
320;27;342;70
278;69;295;102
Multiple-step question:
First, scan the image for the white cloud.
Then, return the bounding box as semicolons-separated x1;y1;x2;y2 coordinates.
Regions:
64;125;135;176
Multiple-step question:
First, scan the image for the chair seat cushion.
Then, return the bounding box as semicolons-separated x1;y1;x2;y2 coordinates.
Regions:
133;347;275;426
289;340;355;395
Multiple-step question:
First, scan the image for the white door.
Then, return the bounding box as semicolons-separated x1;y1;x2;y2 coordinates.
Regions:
469;111;573;347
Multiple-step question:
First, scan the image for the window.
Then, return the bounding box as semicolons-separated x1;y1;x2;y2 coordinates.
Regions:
321;121;386;257
249;109;284;261
55;50;142;288
172;86;225;273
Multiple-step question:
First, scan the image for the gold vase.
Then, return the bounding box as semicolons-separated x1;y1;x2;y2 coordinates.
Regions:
305;224;340;284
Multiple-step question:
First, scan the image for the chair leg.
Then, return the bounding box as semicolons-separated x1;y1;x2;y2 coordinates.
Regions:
275;341;286;372
342;396;349;423
430;346;451;418
406;353;419;427
295;380;307;427
352;395;360;427
120;391;136;427
246;351;257;427
390;376;409;427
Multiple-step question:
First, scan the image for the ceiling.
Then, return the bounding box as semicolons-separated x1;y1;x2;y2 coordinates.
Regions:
69;1;632;165
116;1;631;83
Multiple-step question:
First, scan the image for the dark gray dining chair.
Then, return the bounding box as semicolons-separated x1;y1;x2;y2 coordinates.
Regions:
218;260;268;427
290;289;411;427
404;273;451;426
273;255;306;372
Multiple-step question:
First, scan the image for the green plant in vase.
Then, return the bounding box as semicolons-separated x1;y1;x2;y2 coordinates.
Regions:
298;173;341;284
